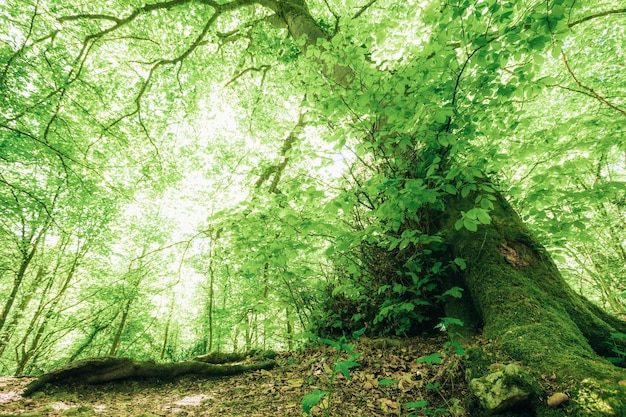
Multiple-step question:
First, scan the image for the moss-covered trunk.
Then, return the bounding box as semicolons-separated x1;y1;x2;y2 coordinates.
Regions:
439;190;626;415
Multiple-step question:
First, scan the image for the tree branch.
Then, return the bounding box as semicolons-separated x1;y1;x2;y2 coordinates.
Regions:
561;51;626;117
255;111;306;193
60;0;196;43
60;0;262;137
568;8;626;27
353;0;378;20
58;13;122;24
224;64;271;86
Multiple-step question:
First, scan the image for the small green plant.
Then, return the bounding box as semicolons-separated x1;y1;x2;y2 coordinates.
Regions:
407;318;466;416
416;352;443;365
405;399;450;416
302;327;365;416
607;332;626;366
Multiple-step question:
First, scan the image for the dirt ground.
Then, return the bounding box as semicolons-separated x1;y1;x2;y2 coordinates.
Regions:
0;335;470;417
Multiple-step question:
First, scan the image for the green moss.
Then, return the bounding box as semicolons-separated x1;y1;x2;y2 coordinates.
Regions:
438;191;626;415
63;405;95;416
462;347;492;381
51;392;80;403
8;413;43;417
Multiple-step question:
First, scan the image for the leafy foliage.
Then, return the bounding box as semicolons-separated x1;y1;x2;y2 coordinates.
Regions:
0;0;624;377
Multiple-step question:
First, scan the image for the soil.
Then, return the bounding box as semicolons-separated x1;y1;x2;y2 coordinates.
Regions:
0;335;470;417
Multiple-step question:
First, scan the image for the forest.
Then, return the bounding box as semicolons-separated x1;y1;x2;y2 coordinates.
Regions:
1;0;625;416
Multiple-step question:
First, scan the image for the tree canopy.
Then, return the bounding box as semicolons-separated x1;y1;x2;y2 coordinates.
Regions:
1;0;625;414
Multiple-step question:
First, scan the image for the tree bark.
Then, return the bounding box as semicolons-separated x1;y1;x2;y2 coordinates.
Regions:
437;190;626;414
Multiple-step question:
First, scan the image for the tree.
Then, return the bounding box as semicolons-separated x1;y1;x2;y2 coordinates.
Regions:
1;0;625;414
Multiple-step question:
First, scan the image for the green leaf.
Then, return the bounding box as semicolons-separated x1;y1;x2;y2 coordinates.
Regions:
442;286;464;298
320;338;341;350
442;184;457;195
378;378;399;386
463;218;478;232
405;400;429;409
334;360;361;379
302;389;328;414
352;326;367;339
434;111;448;123
393;283;407;294
475;209;491;225
453;257;466;270
416;353;442;365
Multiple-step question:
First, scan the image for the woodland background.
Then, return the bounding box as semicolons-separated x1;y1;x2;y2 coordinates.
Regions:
0;0;625;381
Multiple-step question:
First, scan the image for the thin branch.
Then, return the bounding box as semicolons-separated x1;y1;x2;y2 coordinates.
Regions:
58;13;122;24
224;64;270;87
545;83;596;100
321;0;340;33
0;1;43;87
104;11;220;133
322;0;339;19
353;0;378;20
561;51;626;117
569;8;626;27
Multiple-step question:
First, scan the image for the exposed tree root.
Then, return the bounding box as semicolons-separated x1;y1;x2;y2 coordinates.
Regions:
23;357;276;396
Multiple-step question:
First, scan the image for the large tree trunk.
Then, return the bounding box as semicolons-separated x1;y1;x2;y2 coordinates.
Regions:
439;189;626;415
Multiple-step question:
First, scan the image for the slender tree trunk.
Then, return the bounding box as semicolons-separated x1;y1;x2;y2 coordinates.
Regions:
160;296;176;360
232;327;239;352
68;322;109;362
109;298;131;356
285;307;294;351
216;269;230;352
0;234;43;347
207;262;214;352
0;265;42;359
16;239;85;374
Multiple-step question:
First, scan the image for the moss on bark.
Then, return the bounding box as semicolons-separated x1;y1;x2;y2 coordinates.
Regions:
438;191;626;415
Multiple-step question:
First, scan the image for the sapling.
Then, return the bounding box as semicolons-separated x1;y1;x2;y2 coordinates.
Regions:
302;327;365;416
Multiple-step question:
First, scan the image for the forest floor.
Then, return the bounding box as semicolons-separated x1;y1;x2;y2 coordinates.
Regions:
0;335;475;417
